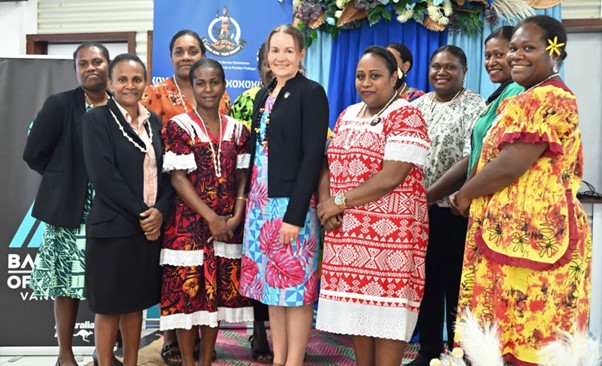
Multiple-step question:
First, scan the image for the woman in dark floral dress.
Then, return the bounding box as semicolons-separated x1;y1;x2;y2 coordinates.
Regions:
160;58;253;366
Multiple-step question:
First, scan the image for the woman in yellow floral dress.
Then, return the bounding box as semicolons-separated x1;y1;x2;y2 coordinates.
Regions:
451;15;591;366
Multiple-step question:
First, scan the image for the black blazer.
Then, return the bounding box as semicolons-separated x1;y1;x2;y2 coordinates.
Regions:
82;99;173;239
247;73;329;227
23;87;89;228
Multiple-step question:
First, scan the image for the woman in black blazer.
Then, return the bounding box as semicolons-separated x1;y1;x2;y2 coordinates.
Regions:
82;54;172;366
239;24;329;366
23;42;111;366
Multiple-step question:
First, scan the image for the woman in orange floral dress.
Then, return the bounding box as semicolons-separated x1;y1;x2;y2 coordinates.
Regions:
451;15;591;366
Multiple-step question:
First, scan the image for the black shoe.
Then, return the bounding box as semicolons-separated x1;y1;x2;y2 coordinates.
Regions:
405;354;433;366
92;349;123;366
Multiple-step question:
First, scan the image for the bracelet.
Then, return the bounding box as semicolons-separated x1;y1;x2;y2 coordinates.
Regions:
236;196;247;201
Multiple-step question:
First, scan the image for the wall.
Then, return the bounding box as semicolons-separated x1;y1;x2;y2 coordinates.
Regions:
0;0;38;56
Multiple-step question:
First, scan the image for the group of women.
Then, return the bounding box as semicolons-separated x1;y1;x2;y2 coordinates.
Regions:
24;14;591;366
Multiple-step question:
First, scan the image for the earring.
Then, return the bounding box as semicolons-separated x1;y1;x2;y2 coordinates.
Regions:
552;62;559;73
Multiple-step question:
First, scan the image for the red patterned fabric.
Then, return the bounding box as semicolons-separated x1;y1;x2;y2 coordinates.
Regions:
159;112;253;330
316;99;430;340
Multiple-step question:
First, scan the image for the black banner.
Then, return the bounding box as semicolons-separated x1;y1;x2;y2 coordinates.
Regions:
0;57;95;352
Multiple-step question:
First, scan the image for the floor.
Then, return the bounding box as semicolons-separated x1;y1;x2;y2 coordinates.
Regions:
0;329;158;366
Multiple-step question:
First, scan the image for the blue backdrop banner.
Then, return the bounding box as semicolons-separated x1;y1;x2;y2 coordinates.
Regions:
152;0;292;99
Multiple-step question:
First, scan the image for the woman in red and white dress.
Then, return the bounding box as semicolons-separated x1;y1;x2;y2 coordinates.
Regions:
316;46;430;366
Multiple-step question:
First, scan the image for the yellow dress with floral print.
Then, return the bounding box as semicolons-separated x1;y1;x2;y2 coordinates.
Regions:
456;81;592;366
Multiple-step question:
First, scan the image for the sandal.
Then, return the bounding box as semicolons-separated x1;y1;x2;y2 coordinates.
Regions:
249;335;273;364
160;342;182;366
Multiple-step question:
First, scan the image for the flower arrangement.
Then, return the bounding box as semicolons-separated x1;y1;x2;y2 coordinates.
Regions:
293;0;537;46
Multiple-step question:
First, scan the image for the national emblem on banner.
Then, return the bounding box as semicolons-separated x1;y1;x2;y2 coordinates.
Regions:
203;6;246;57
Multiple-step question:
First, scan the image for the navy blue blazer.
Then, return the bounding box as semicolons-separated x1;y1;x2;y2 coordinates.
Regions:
82;99;173;239
246;73;329;227
23;87;89;228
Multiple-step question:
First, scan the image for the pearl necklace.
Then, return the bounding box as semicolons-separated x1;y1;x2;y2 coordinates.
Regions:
110;109;153;153
193;108;223;178
521;73;560;94
343;92;397;150
173;75;190;113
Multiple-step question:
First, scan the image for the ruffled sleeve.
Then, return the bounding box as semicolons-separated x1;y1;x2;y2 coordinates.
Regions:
497;85;568;157
383;105;431;167
233;117;251;169
161;114;197;173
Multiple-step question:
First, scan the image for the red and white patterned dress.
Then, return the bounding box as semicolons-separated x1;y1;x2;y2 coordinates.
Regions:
316;98;430;341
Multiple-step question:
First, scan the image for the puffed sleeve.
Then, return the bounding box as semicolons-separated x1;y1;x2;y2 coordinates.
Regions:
383;105;430;167
162;116;197;173
230;90;255;129
141;84;164;121
497;85;573;157
461;92;486;158
220;90;232;115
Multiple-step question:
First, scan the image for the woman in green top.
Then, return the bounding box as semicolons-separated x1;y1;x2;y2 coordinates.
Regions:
229;43;275;364
467;26;524;175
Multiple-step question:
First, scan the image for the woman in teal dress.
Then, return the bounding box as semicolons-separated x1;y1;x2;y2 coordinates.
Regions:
23;43;112;366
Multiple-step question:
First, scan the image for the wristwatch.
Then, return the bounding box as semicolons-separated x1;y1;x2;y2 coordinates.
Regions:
334;192;346;209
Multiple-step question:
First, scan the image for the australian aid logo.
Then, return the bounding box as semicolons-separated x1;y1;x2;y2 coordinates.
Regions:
202;6;246;57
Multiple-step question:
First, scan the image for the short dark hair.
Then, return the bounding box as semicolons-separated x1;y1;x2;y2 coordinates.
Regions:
169;29;206;57
73;42;110;68
108;53;147;81
516;15;567;61
430;45;467;68
361;46;404;90
485;26;515;45
386;43;414;72
189;58;226;85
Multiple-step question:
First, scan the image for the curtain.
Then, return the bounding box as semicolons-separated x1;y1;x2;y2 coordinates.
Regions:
305;30;333;94
326;20;448;126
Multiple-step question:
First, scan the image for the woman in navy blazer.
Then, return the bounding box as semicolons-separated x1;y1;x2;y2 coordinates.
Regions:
82;54;172;366
239;24;329;366
23;42;111;366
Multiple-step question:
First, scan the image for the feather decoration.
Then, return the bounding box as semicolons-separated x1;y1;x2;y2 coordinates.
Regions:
490;0;535;23
455;309;505;366
538;331;602;366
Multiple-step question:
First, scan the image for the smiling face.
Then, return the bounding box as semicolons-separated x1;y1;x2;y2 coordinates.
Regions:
192;66;226;113
75;46;109;93
355;53;397;113
109;60;146;109
484;36;512;84
429;51;466;101
508;23;557;89
267;32;305;82
171;34;204;80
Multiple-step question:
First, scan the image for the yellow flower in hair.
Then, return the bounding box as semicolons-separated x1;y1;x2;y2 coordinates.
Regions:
546;36;565;56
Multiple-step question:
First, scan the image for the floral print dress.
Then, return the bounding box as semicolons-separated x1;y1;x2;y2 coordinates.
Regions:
456;80;592;366
239;95;320;306
160;112;254;330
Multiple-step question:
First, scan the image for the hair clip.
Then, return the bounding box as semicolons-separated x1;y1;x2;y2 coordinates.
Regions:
397;68;404;79
546;36;565;56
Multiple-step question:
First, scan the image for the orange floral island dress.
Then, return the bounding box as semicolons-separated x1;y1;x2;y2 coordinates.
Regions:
456;80;592;366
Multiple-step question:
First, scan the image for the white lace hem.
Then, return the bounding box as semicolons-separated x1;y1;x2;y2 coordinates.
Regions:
384;141;429;168
315;297;418;341
213;241;242;259
160;306;254;330
160;248;203;266
163;151;196;173
237;153;250;169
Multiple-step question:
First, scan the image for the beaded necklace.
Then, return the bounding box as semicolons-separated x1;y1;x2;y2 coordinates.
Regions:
253;81;277;147
342;92;398;150
110;109;153;153
173;75;191;113
193;108;223;178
